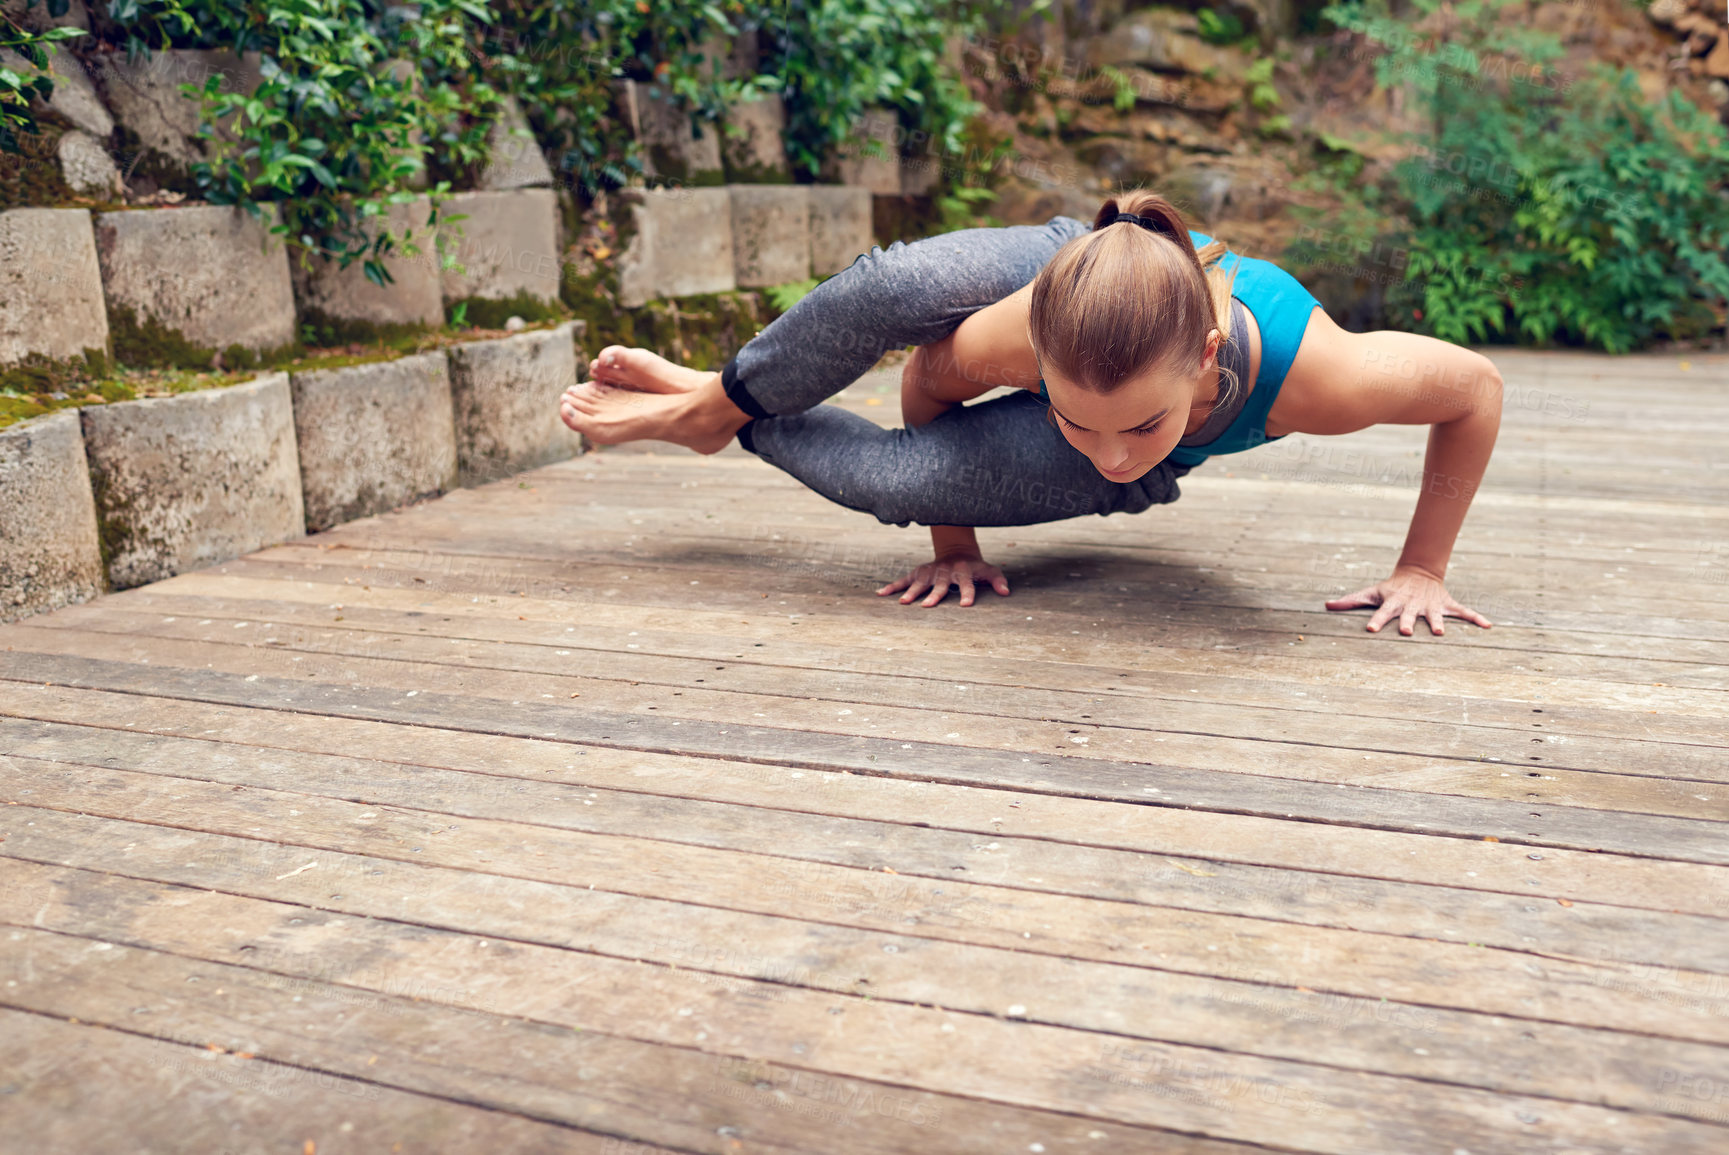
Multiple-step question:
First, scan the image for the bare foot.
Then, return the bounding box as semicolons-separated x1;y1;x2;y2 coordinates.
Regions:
559;359;748;455
587;345;712;394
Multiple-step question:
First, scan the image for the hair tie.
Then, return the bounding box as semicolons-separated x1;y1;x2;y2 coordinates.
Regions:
1112;212;1170;236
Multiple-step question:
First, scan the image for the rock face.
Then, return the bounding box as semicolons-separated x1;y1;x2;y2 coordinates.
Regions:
57;130;120;198
617;79;725;186
292;197;444;332
1087;9;1251;83
0;412;104;622
615;187;736;308
438;188;562;308
479;96;554;190
92;48;263;184
0;208;109;367
94;204;297;357
81;374;305;589
447;322;584;486
808;186;874;276
289;352;457;532
729;185;810;287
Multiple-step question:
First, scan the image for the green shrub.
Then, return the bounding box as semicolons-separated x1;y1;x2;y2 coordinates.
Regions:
768;0;990;179
1323;0;1729;351
0;4;84;153
102;0;496;286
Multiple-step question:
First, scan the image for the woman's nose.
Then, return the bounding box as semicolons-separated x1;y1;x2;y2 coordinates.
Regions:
1095;440;1133;471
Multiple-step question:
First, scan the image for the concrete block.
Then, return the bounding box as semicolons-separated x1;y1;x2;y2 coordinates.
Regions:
615;187;735;308
58;129;121;197
0;44;111;137
94;48;262;172
729;184;809;288
617;79;724;186
721;95;791;183
901;155;940;197
81;374;305;590
0;208;109;367
95;204;297;357
829;108;901;196
439;188;561;308
447;321;584;486
480;96;553;190
808;186;873;276
290;352;457;532
292;197;443;331
0;412;104;622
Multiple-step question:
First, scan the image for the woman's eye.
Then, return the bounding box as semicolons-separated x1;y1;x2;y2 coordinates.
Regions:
1131;423;1162;436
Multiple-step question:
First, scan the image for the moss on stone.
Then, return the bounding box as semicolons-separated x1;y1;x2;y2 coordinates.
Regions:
0;122;79;211
557;260;772;371
0;349;135;429
0;396;50;430
448;290;568;331
107;303;219;370
722;156;793;185
294;309;439;352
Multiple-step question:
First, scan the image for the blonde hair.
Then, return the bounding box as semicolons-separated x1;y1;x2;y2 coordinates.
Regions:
1029;190;1239;405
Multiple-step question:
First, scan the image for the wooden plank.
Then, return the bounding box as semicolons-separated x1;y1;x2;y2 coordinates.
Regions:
5;848;1727;1130
7;761;1729;1047
226;542;1729;671
330;488;1729;615
3;864;1724;1153
0;1009;624;1155
96;570;1729;744
11;691;1728;966
0;931;1222;1155
240;509;1729;643
36;597;1729;813
6;647;1728;870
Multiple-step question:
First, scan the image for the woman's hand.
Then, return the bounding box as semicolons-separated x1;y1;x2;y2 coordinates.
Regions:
1325;566;1492;636
877;553;1011;608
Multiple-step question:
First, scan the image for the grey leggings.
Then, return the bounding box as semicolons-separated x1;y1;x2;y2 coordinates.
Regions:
723;216;1190;527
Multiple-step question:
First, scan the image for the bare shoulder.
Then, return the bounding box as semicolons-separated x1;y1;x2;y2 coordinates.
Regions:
1270;308;1504;436
946;282;1042;393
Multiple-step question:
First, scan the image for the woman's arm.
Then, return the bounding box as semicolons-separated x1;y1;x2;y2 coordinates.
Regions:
1278;314;1503;635
876;286;1041;607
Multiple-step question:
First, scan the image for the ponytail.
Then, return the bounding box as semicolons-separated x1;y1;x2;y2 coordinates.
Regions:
1031;190;1239;401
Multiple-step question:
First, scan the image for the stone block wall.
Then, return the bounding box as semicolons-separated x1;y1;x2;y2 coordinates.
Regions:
0;412;103;622
439;189;563;310
0;208;110;366
293;197;445;334
81;373;305;590
289;352;458;532
448;321;584;486
95;204;297;358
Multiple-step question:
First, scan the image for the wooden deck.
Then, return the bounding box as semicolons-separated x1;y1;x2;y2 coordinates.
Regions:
2;347;1726;1153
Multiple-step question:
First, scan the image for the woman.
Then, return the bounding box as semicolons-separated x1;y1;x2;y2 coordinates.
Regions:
560;191;1501;638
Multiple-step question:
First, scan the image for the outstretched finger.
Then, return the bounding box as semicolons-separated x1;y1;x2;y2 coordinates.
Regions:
1424;603;1446;637
989;571;1011;597
877;576;912;596
1447;602;1493;629
957;573;977;608
1326;586;1383;612
1365;598;1399;633
1398;602;1419;637
921;575;953;608
899;575;933;605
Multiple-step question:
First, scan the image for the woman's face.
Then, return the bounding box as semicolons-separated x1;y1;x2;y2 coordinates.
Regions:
1041;333;1220;483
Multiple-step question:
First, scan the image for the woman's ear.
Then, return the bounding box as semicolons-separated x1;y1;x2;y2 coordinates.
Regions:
1201;327;1222;372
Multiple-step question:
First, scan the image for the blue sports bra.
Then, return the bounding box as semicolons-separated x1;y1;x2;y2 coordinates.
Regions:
1037;230;1323;466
